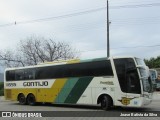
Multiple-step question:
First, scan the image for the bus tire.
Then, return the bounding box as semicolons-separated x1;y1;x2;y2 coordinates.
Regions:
18;93;26;105
27;94;36;106
100;95;112;110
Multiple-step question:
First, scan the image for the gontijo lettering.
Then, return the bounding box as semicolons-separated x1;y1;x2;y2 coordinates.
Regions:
23;81;48;87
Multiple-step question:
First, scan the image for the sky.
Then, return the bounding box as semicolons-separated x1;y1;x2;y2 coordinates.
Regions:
0;0;160;72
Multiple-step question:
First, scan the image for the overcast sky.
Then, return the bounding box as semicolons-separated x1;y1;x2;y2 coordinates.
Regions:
0;0;160;71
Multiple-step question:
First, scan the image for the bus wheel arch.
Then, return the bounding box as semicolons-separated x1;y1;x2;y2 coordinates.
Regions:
17;93;26;105
97;94;113;110
27;93;36;106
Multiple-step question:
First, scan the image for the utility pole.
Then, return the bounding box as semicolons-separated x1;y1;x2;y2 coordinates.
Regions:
107;0;110;58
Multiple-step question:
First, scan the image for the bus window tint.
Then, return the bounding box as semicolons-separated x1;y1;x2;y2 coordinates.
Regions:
114;59;127;92
36;60;113;79
15;70;24;80
114;58;141;94
6;70;15;81
6;60;113;81
24;69;35;80
126;69;141;94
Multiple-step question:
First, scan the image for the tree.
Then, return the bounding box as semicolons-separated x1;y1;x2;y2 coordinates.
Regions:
0;36;79;67
144;56;160;68
0;50;24;67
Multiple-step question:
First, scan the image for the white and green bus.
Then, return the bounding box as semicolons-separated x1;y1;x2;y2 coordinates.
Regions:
4;56;153;110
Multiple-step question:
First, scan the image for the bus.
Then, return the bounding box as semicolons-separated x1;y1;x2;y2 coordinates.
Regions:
4;56;153;110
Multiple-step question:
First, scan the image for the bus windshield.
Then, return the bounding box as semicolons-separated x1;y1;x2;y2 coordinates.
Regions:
139;67;152;93
135;58;146;66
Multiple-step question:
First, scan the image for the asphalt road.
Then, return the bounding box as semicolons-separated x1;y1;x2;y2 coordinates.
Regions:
0;92;160;120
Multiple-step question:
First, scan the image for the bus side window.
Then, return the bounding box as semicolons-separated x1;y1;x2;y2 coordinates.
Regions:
24;69;35;80
114;59;127;93
6;70;15;81
15;70;24;80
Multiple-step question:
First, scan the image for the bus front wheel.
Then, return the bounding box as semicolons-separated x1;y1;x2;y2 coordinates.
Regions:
27;94;36;106
18;93;26;105
100;96;112;110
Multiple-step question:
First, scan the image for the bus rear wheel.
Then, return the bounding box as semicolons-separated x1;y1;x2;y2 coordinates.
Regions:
18;94;26;105
100;96;112;110
27;94;36;106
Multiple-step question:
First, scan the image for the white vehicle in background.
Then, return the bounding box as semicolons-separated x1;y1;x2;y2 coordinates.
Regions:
149;69;158;91
157;82;160;91
156;75;160;91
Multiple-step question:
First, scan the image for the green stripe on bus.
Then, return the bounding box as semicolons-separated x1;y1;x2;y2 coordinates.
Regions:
54;78;79;103
64;76;93;103
92;57;107;61
80;59;92;63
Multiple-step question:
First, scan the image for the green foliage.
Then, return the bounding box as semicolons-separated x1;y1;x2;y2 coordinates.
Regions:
0;82;4;89
0;90;4;96
0;82;4;96
144;56;160;68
